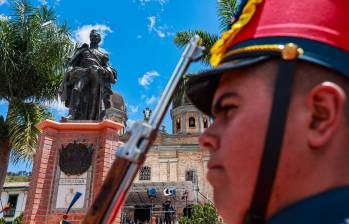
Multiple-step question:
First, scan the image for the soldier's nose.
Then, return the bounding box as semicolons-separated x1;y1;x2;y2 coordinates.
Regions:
199;129;219;151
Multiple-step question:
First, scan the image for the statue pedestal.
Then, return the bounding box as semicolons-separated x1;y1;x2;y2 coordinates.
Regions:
23;120;124;224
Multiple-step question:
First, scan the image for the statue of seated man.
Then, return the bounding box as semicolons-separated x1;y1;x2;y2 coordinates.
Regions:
60;29;117;120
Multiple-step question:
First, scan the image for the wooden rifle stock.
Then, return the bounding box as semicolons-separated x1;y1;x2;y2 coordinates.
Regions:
83;157;133;223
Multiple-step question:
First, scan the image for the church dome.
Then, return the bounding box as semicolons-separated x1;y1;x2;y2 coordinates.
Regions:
111;91;126;112
105;91;128;135
172;76;192;109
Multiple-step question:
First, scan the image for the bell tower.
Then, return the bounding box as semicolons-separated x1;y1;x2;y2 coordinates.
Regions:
170;76;211;134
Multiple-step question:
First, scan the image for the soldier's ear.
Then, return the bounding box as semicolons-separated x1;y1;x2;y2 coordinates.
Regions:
306;82;346;148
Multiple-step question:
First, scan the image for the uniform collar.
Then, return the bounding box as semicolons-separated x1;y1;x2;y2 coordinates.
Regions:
268;186;349;224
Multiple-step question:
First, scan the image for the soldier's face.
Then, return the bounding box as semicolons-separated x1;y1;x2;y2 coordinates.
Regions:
199;62;277;223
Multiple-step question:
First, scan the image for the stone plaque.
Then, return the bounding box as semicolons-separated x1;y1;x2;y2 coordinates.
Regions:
55;172;88;209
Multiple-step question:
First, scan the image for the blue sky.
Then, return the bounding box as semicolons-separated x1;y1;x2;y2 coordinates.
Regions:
0;0;220;172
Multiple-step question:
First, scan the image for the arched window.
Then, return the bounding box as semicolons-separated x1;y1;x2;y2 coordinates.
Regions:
139;166;151;181
203;117;208;128
176;117;181;131
185;170;196;183
189;116;196;128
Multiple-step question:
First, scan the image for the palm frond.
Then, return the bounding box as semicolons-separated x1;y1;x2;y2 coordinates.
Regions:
174;30;219;65
217;0;240;32
7;100;51;164
0;0;74;101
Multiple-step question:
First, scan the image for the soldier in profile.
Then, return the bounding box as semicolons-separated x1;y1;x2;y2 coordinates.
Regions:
60;29;117;120
185;0;349;223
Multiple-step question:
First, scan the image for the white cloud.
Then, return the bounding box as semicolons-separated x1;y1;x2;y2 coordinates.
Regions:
148;16;156;31
146;95;157;105
155;29;165;38
158;0;168;5
50;0;61;7
0;99;8;105
38;0;47;5
137;0;169;6
147;16;167;38
129;105;139;113
73;24;113;45
165;31;175;37
138;70;160;88
0;0;7;6
44;98;68;116
0;14;10;21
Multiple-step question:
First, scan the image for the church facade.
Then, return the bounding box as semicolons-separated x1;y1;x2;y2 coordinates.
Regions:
116;79;214;223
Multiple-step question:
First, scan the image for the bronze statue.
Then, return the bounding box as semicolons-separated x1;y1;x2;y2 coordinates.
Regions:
60;30;117;120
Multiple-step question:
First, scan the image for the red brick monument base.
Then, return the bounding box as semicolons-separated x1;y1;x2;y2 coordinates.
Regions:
23;120;123;224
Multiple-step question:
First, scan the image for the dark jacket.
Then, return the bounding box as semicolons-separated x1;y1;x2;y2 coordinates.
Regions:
268;186;349;224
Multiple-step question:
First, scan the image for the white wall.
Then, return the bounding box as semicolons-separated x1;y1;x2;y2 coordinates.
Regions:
0;188;28;222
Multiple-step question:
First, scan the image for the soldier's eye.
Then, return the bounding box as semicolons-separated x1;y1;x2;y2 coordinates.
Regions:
221;105;238;118
212;93;240;118
215;104;238;120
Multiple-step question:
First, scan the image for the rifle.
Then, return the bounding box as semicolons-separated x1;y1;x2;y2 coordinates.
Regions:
82;35;204;224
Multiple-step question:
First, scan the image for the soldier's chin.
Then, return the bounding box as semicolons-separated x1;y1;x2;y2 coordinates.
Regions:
207;168;226;188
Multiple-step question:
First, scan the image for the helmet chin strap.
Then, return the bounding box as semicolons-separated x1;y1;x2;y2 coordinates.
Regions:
244;58;298;224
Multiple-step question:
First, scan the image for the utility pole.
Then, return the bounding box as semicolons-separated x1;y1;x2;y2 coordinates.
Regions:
194;173;199;204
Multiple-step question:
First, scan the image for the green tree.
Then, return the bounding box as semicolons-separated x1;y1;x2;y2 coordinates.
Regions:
173;0;239;64
179;203;220;224
0;0;74;188
217;0;240;32
13;212;24;224
174;31;218;65
5;175;29;182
